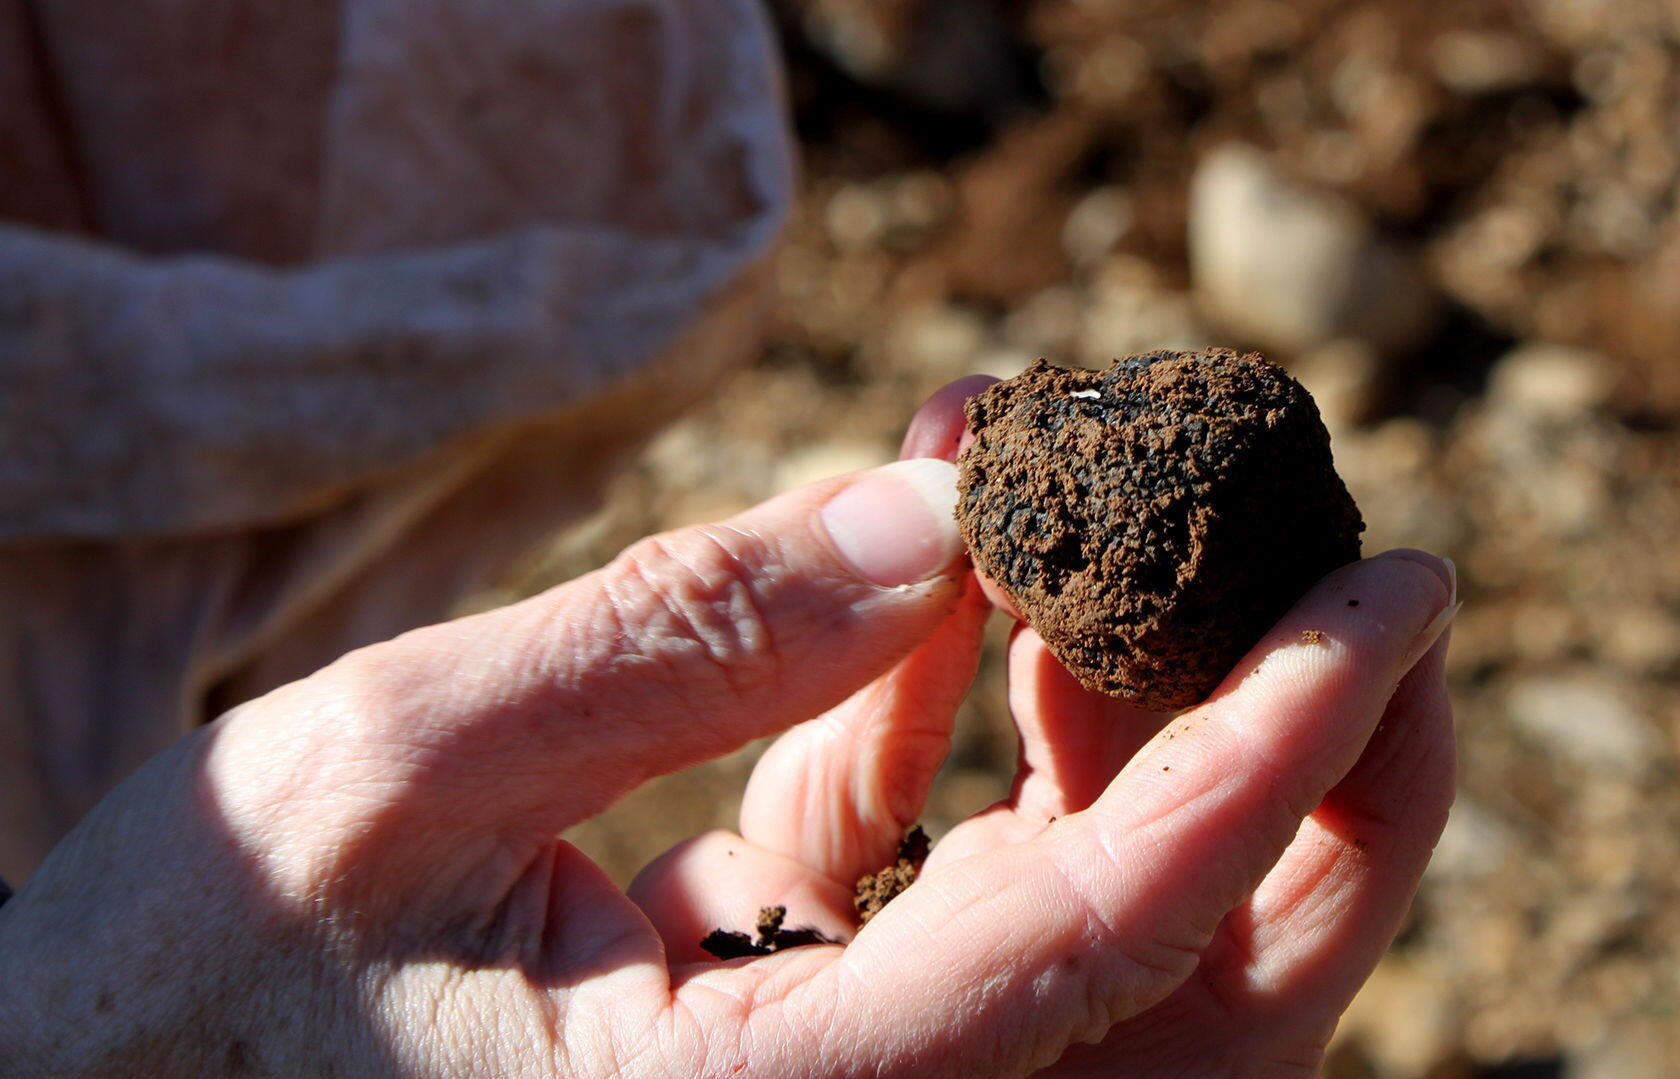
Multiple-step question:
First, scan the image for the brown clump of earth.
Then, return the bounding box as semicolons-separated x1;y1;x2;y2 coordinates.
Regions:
956;350;1365;711
699;906;840;960
853;825;931;924
697;827;932;959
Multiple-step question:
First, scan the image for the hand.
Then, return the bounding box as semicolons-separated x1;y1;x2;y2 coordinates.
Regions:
0;379;1456;1078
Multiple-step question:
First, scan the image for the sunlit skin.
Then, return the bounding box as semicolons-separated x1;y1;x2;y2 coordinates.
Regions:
0;376;1455;1078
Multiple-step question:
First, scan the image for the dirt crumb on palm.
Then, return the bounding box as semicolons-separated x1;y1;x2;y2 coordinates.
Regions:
700;906;840;960
854;826;931;923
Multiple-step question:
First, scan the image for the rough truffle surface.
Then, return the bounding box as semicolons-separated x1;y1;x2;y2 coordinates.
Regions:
956;350;1365;711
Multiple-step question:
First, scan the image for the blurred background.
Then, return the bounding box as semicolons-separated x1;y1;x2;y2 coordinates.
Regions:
511;2;1680;1077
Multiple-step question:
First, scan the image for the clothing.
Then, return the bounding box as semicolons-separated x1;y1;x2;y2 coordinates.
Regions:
0;0;794;882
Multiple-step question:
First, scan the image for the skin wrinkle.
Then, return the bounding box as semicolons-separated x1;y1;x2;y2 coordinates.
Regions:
1099;763;1250;868
604;540;762;710
1035;852;1182;1048
812;956;873;1077
1219;659;1365;800
749;968;827;1077
661;988;726;1079
852;847;1110;1075
1318;784;1450;841
500;843;563;967
1044;835;1206;1001
1241;847;1367;984
633;530;774;696
689;954;837;1078
779;726;848;868
1100;768;1311;958
407;834;546;958
868;725;948;837
1251;826;1361;930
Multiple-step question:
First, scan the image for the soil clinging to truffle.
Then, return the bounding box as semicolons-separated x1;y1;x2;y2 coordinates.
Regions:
956;350;1364;711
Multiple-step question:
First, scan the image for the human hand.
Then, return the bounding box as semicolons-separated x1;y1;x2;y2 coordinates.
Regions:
635;377;1459;1077
0;379;1456;1078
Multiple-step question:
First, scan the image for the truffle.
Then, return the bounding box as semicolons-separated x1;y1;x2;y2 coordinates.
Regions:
955;350;1364;711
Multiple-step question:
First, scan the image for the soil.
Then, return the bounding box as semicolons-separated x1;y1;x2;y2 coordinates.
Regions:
957;351;1364;710
699;905;840;960
853;825;931;923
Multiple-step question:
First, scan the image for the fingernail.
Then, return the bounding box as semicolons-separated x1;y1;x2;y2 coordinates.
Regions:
1378;549;1454;601
1400;601;1461;673
821;459;964;586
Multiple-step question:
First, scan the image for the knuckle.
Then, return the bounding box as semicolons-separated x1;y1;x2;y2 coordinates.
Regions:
600;526;783;702
1040;838;1204;1031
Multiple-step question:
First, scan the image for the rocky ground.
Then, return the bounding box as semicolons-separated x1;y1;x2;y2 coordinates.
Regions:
488;2;1680;1075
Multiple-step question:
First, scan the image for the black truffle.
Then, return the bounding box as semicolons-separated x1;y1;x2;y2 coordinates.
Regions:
955;350;1365;711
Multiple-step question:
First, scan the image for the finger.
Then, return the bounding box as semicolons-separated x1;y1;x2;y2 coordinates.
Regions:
911;374;1024;620
1056;550;1455;976
735;551;1455;1079
973;570;1025;621
1004;626;1170;823
1075;629;1456;1075
628;830;855;967
737;575;989;883
1233;625;1456;1009
226;460;969;884
901;374;998;459
732;374;994;881
926;626;1167;870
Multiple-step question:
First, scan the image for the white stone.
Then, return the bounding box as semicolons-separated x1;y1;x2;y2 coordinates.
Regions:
773;442;891;494
1488;342;1613;421
1427;798;1520;884
973;347;1034;382
1506;675;1661;775
1078;259;1212;365
825;184;888;251
1062;186;1133;266
885;303;988;377
1003;286;1082;356
1431;31;1545;95
1189;144;1438;355
1290;339;1381;437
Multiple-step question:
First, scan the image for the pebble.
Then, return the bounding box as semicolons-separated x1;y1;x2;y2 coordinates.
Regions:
1598;605;1680;674
1189;144;1438;355
884;303;988;378
1062;186;1133;266
1077;260;1211;365
1003;285;1082;356
1430;31;1547;96
1488;342;1614;421
773;442;892;493
1337;958;1469;1077
1427;798;1521;885
1289;339;1382;436
825;184;889;251
1506;675;1661;776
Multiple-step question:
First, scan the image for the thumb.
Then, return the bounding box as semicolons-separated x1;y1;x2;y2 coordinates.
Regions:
224;459;969;874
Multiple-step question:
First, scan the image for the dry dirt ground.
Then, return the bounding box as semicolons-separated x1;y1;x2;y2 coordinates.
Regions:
478;3;1680;1075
